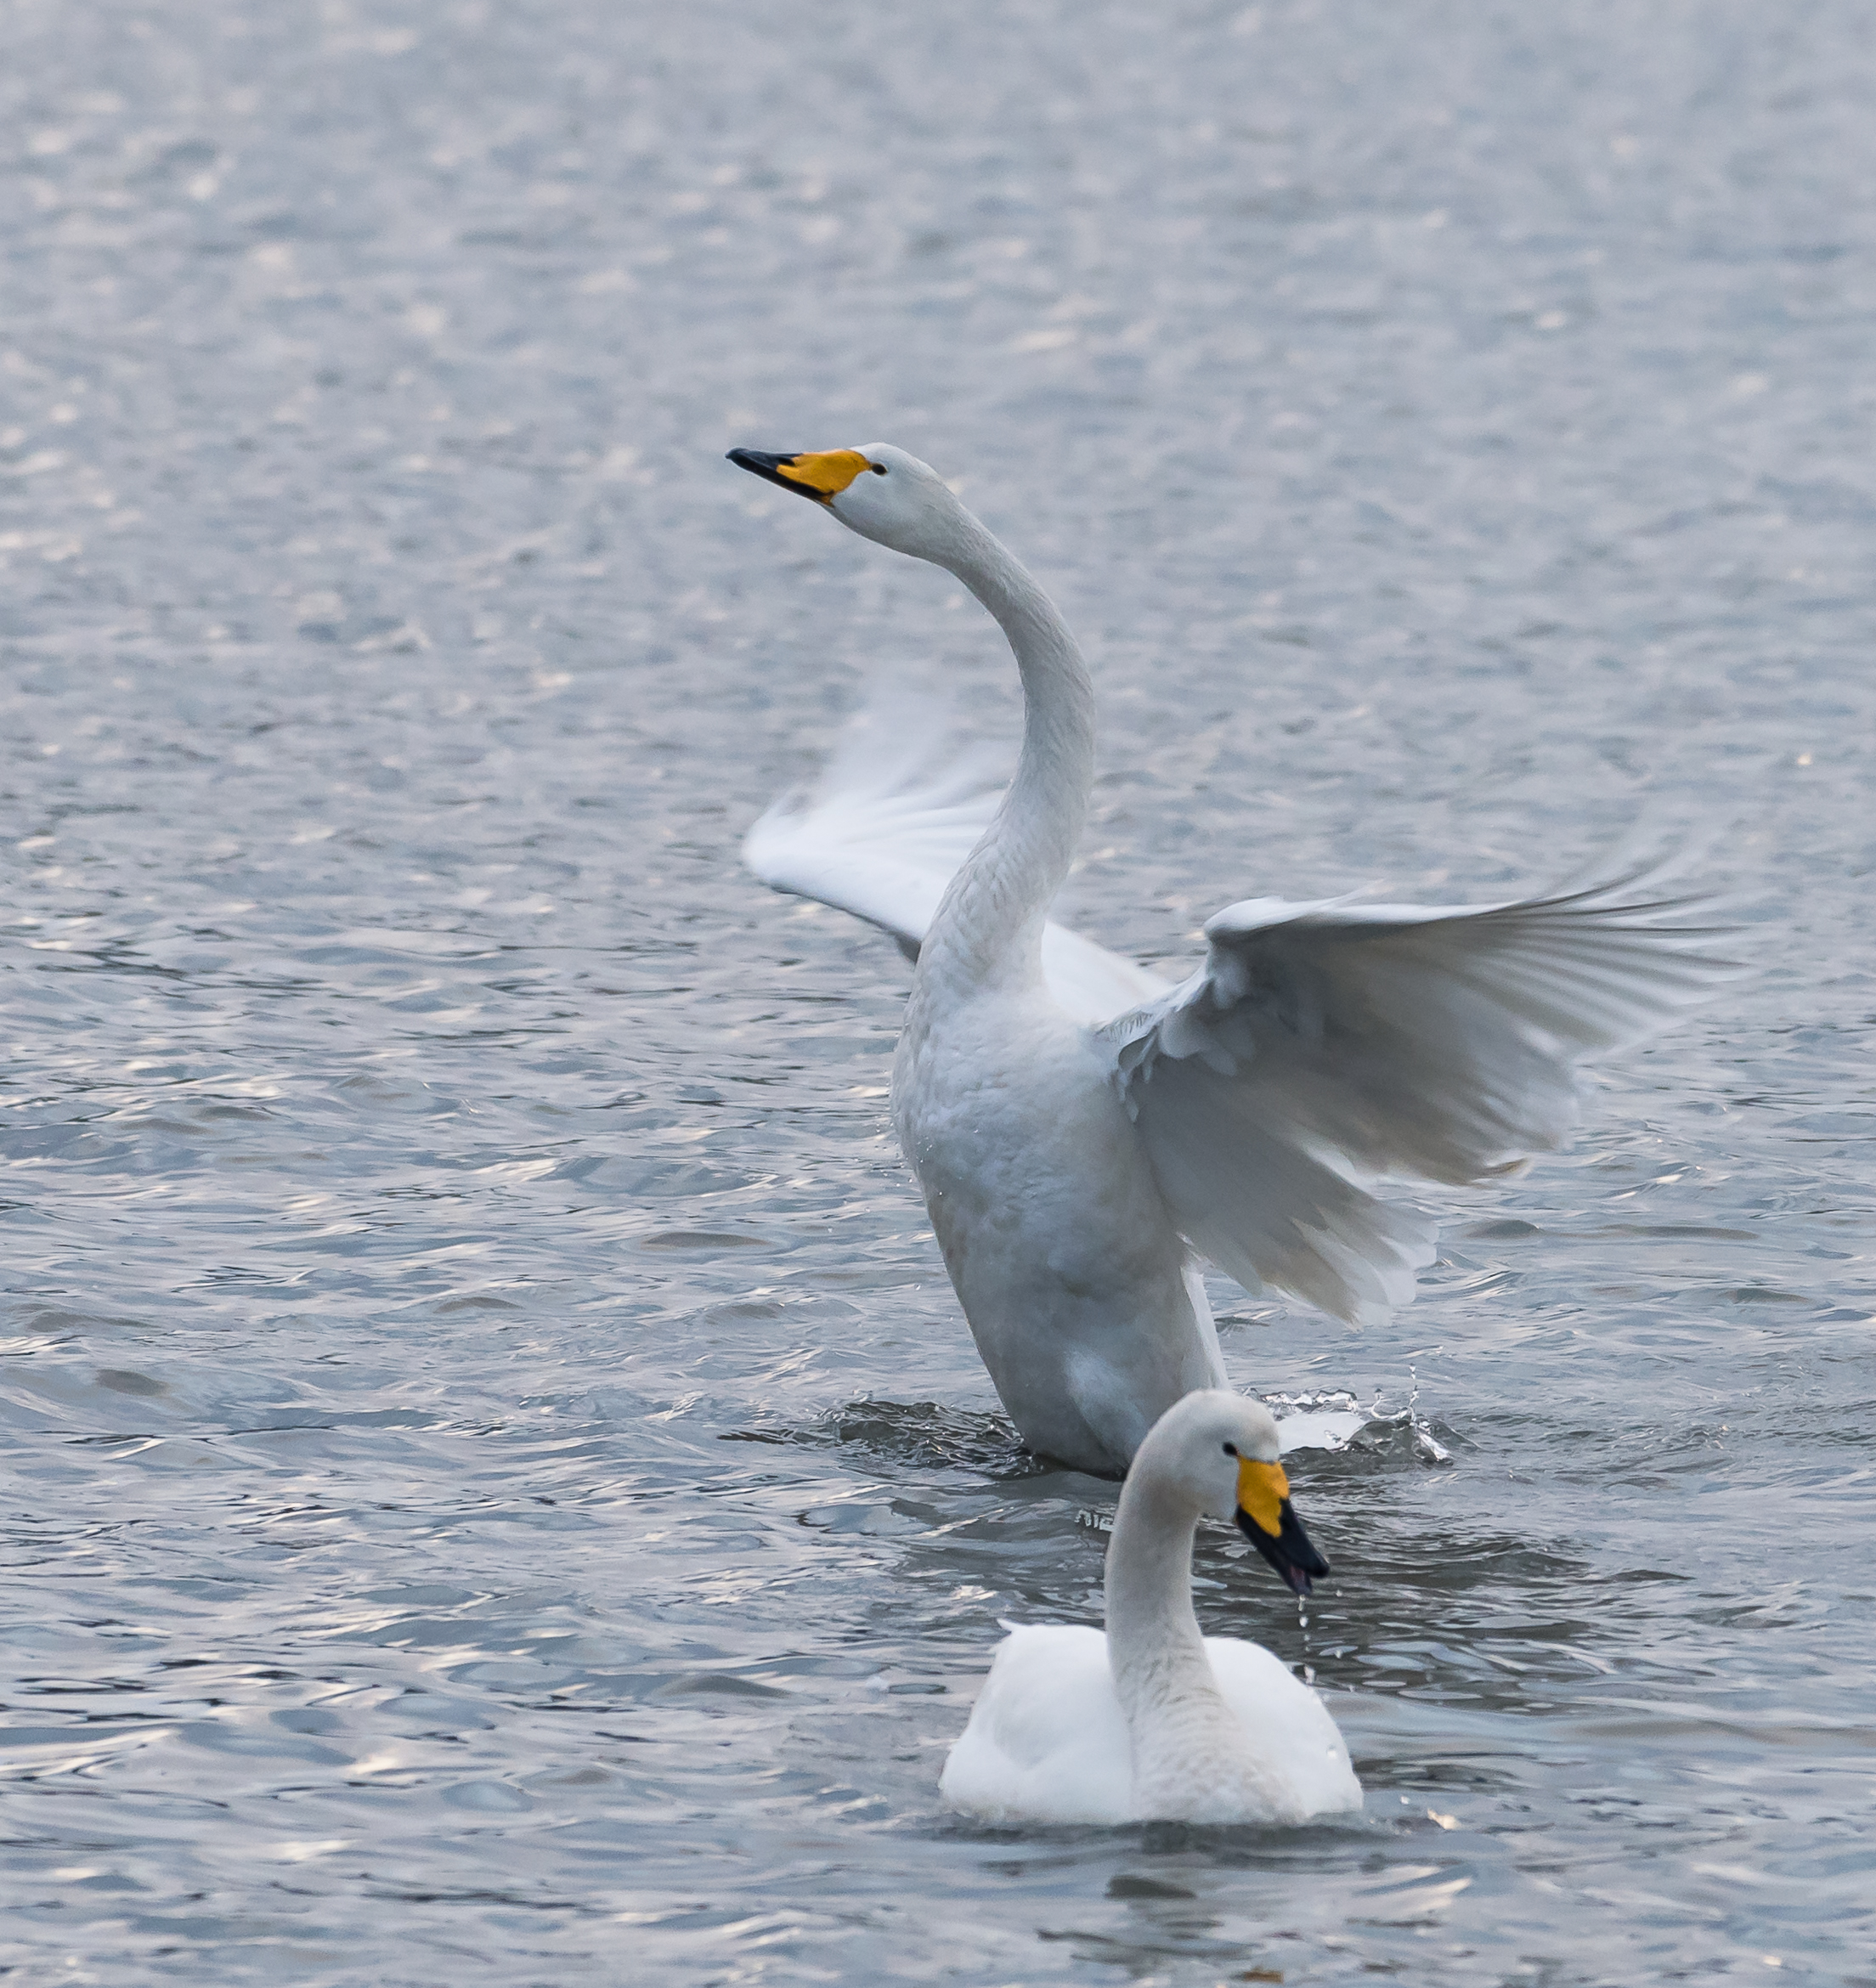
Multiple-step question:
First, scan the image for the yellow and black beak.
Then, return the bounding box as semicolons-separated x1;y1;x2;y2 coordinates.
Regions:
727;447;874;505
1235;1457;1331;1596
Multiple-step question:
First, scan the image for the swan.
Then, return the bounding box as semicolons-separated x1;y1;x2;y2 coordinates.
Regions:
939;1389;1363;1827
729;443;1735;1475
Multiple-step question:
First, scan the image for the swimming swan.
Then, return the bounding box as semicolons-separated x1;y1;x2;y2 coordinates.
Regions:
730;443;1736;1476
940;1390;1362;1826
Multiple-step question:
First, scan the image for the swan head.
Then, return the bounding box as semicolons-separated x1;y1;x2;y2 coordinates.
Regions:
727;443;967;560
1134;1390;1332;1597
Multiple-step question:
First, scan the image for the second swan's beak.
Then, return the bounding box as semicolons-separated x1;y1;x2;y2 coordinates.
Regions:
1235;1457;1331;1596
728;447;873;505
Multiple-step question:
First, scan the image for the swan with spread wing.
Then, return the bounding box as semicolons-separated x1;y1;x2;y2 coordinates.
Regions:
730;443;1736;1476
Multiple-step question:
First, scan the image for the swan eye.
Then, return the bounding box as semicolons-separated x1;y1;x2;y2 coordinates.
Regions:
1222;1443;1237;1457
871;461;887;474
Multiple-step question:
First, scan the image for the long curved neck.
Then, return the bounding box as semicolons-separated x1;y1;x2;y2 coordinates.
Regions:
1105;1471;1217;1720
918;512;1094;999
1105;1466;1246;1808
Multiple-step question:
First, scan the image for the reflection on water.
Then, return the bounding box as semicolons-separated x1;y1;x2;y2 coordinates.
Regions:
3;0;1873;1982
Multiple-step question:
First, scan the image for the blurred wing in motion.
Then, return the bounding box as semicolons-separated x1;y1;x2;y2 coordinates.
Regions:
1094;867;1745;1324
744;684;1168;1025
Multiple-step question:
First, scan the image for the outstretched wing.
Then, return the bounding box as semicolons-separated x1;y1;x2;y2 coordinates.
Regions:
1094;869;1744;1324
744;690;1167;1026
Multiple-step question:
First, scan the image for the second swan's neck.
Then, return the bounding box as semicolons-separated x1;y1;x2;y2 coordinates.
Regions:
918;511;1095;999
1105;1469;1256;1814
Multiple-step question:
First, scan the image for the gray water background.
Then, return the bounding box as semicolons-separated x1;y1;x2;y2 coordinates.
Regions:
3;2;1873;1982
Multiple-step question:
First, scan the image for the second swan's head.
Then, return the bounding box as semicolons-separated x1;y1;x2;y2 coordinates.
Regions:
1133;1390;1334;1598
727;443;965;560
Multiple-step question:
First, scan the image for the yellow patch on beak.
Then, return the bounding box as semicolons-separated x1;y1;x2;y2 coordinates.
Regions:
1236;1456;1289;1539
773;449;873;500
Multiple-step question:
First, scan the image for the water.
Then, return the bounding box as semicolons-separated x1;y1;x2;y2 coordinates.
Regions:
3;2;1873;1981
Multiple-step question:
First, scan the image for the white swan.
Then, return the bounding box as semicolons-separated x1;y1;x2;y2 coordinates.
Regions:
940;1390;1362;1827
730;443;1735;1475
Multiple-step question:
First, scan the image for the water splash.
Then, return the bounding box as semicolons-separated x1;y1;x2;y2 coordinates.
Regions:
1263;1375;1453;1463
1264;1388;1367;1453
1404;1360;1453;1464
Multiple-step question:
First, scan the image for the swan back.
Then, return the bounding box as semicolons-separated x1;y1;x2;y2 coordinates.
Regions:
938;1624;1134;1826
1197;1636;1361;1820
938;1624;1360;1827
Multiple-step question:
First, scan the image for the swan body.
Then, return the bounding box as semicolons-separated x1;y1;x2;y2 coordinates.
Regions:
896;969;1225;1469
940;1391;1362;1827
731;443;1737;1474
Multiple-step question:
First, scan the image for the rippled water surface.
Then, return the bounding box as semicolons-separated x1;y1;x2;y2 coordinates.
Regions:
4;3;1874;1983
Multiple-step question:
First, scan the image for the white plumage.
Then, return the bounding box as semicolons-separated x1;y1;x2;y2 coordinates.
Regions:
732;443;1737;1473
743;686;1169;1025
940;1624;1359;1827
939;1392;1362;1827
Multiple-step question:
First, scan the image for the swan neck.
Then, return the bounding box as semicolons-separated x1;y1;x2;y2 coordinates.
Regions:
1104;1470;1223;1735
918;513;1094;995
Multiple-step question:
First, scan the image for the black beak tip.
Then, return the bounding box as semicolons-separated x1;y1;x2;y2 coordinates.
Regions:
727;448;825;502
1238;1499;1331;1596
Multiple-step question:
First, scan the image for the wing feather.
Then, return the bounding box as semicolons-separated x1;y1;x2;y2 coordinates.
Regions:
1099;868;1744;1324
745;691;1743;1327
744;688;1167;1025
